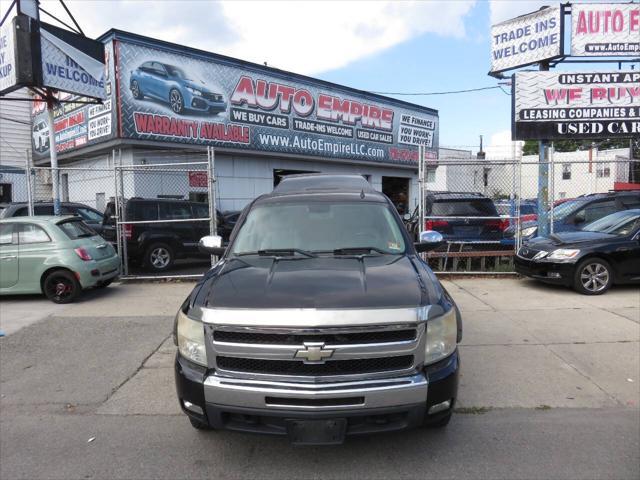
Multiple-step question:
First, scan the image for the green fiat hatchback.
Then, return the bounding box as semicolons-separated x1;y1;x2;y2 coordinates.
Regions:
0;216;120;303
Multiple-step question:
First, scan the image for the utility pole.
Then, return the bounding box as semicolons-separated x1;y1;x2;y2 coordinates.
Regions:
537;60;550;237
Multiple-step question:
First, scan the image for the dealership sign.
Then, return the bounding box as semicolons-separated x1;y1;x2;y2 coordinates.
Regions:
116;40;438;165
31;41;116;158
39;22;107;100
0;20;17;93
513;71;640;140
571;3;640;57
490;6;563;74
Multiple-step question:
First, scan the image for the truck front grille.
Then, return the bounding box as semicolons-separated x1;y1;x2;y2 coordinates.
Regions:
216;355;414;376
209;323;423;380
213;329;416;345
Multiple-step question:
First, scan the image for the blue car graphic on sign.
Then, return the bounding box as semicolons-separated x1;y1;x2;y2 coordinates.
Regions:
129;61;227;115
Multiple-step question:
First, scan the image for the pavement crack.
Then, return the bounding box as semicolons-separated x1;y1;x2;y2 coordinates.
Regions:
449;279;496;311
101;333;172;405
545;344;624;407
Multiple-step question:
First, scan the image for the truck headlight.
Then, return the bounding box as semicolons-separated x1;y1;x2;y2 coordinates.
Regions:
186;87;202;96
548;248;580;260
176;310;207;366
424;307;458;365
521;226;537;237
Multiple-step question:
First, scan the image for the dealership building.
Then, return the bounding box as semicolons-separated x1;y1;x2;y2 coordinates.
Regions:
30;29;439;213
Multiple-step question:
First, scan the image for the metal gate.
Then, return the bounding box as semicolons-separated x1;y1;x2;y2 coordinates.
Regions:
112;146;218;279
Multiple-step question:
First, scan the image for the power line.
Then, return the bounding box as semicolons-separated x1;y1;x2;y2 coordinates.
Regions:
369;86;503;96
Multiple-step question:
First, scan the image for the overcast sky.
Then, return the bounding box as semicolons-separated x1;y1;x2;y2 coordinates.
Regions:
34;0;567;153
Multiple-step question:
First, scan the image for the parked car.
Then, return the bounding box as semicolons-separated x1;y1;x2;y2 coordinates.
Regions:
424;192;508;247
515;209;640;295
101;198;234;272
0;202;105;234
512;191;640;240
130;61;227;115
174;174;462;442
0;216;120;303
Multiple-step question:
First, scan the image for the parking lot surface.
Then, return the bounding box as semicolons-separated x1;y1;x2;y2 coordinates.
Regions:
1;278;638;479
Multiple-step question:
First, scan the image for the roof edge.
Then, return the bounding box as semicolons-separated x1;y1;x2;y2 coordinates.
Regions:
97;28;438;116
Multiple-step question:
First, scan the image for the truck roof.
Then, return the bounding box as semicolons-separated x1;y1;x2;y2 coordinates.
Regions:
272;174;377;195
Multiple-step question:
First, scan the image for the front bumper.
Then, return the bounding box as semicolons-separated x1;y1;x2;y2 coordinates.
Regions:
514;256;575;286
175;349;459;440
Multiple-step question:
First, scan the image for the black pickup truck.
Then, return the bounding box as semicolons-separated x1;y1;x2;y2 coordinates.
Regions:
174;174;462;444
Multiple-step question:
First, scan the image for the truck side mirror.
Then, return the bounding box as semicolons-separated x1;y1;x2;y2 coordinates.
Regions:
414;230;444;253
198;235;225;256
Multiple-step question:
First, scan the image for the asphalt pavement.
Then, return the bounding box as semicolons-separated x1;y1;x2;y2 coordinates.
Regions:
1;278;638;479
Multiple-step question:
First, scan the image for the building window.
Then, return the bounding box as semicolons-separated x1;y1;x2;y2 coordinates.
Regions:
426;169;436;183
483;168;490;187
596;164;610;178
562;164;571;180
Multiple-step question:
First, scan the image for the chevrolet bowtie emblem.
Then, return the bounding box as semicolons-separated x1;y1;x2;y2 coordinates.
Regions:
294;342;334;363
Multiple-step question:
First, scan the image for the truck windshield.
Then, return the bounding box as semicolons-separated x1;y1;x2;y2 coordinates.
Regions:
230;202;406;255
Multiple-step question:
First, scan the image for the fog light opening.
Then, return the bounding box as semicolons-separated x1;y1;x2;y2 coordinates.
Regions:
183;400;204;415
428;399;451;415
547;272;562;278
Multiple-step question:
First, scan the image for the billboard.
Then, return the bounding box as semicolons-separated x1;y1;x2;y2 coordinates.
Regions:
571;3;640;57
116;40;438;166
490;6;563;74
0;19;17;93
513;71;640;140
31;41;116;159
0;15;36;96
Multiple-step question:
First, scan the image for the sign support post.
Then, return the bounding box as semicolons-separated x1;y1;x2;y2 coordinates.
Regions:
46;95;61;215
536;61;550;237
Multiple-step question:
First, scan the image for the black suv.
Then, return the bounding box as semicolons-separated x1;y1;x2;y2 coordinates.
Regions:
174;174;462;443
423;192;506;246
0;201;105;233
102;198;234;272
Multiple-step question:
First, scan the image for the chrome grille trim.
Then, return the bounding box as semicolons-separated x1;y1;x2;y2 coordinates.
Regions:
201;307;429;327
206;322;425;383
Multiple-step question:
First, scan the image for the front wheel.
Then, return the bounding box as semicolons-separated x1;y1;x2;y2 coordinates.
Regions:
573;258;612;295
43;270;81;304
144;243;174;272
169;89;184;114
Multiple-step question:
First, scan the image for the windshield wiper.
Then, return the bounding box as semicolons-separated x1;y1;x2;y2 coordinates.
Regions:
333;246;391;255
236;248;317;258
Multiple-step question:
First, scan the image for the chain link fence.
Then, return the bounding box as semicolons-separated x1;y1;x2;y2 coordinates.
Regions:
17;145;638;277
417;148;638;273
23;147;218;279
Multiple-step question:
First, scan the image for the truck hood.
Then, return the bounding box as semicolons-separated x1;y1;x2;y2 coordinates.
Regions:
199;255;430;309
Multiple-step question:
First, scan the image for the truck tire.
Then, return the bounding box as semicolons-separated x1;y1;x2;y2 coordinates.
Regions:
189;417;213;430
144;242;174;272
